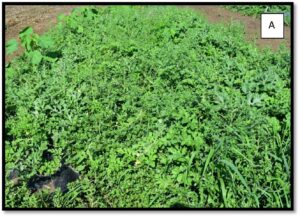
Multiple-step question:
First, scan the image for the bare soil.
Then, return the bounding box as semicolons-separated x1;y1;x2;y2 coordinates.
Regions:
5;5;291;62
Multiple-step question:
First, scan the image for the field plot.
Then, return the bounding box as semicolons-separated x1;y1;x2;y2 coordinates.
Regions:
4;6;291;208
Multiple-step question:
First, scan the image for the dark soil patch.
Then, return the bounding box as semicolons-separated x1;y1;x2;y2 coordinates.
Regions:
27;165;79;193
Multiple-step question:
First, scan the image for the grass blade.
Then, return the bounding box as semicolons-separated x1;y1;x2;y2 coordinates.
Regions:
202;148;215;177
219;177;227;207
220;159;250;191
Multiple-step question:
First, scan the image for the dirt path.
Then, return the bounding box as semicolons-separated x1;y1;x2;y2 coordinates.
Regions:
5;5;291;62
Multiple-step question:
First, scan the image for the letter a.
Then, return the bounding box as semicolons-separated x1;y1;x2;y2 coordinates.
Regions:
269;21;275;29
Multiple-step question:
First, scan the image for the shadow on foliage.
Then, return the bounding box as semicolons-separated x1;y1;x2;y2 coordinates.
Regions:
170;202;191;208
45;51;62;59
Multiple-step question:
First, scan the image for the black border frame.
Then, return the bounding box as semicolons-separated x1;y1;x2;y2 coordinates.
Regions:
261;13;285;39
2;1;294;211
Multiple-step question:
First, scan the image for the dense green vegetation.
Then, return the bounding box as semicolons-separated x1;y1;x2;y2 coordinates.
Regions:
5;6;291;208
225;5;291;25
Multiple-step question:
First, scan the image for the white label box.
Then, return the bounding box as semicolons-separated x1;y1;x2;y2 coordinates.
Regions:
261;13;284;39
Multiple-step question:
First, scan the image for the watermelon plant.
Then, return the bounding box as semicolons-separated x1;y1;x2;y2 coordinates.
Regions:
4;6;291;208
225;5;291;25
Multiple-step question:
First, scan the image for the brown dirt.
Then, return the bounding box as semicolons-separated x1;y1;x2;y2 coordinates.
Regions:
5;5;79;42
5;5;291;62
5;5;79;62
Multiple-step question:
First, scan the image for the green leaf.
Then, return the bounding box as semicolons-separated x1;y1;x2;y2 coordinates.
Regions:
202;148;215;177
77;26;84;33
76;165;85;171
19;26;33;38
219;177;227;207
6;39;18;55
38;35;55;49
19;27;35;51
28;50;43;65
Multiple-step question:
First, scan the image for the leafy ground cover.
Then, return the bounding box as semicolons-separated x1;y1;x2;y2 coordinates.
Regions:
5;6;291;208
225;5;291;25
